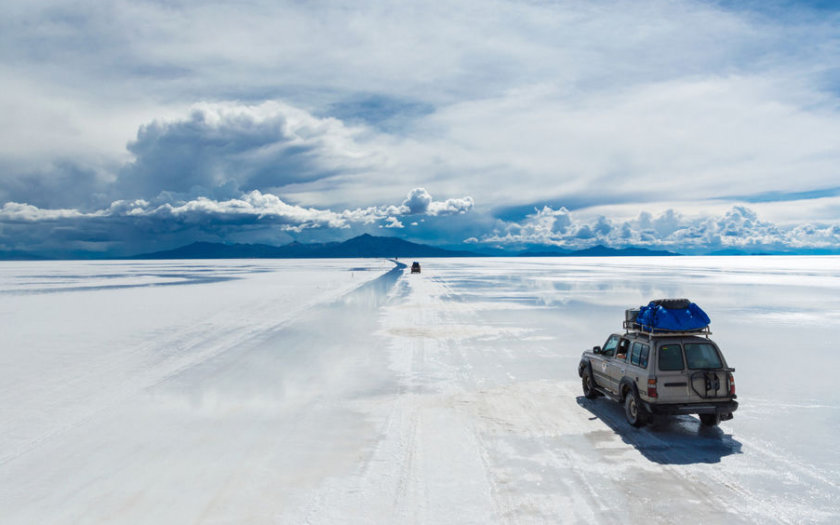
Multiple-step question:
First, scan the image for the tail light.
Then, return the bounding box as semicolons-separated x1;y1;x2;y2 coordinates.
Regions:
647;378;657;398
729;374;736;396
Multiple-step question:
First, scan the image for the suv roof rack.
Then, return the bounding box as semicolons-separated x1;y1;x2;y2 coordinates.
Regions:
622;320;712;338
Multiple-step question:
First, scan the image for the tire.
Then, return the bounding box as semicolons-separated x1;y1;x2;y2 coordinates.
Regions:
653;298;691;310
699;413;721;426
582;371;598;399
624;393;646;427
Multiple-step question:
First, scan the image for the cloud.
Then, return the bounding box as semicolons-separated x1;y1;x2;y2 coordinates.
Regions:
0;192;353;238
0;202;91;221
5;2;838;210
0;186;474;253
402;188;433;214
480;204;840;252
1;1;839;253
384;217;404;228
117;101;375;200
393;188;474;216
2;187;472;226
428;195;474;216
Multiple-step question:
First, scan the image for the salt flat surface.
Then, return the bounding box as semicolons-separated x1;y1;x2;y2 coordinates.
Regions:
1;256;838;523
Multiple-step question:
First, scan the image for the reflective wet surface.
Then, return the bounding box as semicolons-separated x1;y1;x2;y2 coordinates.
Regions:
1;257;838;523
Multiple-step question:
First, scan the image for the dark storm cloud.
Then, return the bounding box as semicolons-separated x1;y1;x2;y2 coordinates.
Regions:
0;160;114;210
117;102;366;200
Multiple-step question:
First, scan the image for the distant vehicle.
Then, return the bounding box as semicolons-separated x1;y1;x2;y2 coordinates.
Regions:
411;262;421;274
578;299;737;427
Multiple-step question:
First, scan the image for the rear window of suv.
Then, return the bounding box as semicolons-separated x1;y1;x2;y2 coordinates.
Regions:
684;343;723;369
658;344;684;371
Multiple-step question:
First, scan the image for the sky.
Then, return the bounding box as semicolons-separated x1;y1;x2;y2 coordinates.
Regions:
1;0;839;256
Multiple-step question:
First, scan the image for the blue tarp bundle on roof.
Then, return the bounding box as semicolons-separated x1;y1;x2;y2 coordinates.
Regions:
636;300;710;331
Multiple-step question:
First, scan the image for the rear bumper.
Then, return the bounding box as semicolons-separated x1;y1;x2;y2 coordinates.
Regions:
642;400;738;416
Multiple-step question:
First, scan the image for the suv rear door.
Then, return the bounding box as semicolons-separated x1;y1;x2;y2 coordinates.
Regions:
655;339;732;403
655;341;692;403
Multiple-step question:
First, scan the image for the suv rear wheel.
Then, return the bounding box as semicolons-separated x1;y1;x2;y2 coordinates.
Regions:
699;414;721;426
624;394;646;427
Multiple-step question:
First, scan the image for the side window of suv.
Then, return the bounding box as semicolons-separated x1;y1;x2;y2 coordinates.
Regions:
658;344;684;371
630;342;641;366
615;338;630;361
639;343;650;368
603;335;619;357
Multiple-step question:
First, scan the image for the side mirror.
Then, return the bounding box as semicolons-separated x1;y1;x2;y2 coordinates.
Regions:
593;346;601;354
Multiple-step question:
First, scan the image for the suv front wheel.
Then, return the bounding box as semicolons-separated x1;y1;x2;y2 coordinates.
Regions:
582;370;598;399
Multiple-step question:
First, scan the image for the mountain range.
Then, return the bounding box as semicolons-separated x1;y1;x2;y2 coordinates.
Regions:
130;234;680;259
131;234;477;259
516;245;678;257
0;234;692;260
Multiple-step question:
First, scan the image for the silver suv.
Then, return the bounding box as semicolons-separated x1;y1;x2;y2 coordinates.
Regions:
578;303;738;427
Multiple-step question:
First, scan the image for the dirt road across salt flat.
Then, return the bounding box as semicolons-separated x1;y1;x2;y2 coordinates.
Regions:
1;258;838;523
285;261;837;524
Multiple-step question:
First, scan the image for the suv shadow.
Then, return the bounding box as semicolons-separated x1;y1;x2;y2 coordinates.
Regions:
577;396;742;465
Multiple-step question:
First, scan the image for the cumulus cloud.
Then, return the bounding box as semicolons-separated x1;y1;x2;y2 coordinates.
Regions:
402;188;433;214
393;188;474;216
428;195;474;216
0;192;352;239
383;217;404;228
0;186;474;253
480;204;840;253
2;186;472;226
0;202;92;221
117;101;374;200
